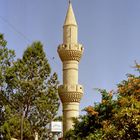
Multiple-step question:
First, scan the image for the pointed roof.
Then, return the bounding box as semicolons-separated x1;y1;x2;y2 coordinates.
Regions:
64;1;77;26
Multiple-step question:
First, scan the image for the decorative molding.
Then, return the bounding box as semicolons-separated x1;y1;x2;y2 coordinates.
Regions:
58;50;82;62
58;84;83;93
58;85;83;103
63;109;78;111
63;67;78;71
57;44;84;62
59;91;83;103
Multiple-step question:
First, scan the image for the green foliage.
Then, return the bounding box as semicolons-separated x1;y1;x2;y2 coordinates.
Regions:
0;34;15;139
0;37;60;139
11;42;59;139
65;64;140;140
0;34;15;97
0;34;7;47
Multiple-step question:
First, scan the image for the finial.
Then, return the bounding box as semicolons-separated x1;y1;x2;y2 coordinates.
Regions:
64;0;77;26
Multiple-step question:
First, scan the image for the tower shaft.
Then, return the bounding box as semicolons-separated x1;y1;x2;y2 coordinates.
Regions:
63;61;78;85
58;2;84;136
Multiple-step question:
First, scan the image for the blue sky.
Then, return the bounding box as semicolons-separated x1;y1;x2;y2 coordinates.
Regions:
0;0;140;114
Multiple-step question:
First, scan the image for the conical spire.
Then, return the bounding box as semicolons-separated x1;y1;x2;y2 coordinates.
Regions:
64;1;77;26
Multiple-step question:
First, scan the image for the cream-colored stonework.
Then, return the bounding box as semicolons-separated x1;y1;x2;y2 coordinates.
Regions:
63;102;80;133
58;1;84;136
58;44;83;62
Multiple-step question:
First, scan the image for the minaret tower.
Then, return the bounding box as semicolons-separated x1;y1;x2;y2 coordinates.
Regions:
58;1;84;135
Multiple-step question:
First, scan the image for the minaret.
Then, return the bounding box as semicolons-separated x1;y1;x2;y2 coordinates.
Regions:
57;1;84;135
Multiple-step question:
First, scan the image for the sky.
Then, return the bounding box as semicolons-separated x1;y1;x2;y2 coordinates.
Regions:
0;0;140;115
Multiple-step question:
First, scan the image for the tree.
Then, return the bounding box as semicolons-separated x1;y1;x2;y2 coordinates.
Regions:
65;63;140;140
0;34;15;139
1;41;60;139
0;34;15;95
